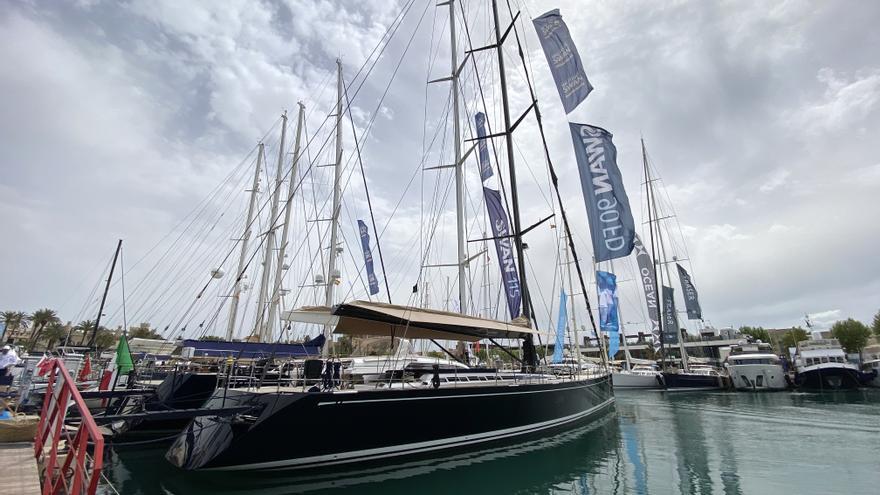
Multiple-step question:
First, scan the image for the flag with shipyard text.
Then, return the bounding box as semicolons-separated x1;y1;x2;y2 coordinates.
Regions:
483;187;521;318
357;220;380;296
532;9;593;113
474;112;494;182
569;123;635;262
676;263;702;320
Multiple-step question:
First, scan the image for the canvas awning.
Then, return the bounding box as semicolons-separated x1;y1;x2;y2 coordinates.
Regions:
282;300;550;343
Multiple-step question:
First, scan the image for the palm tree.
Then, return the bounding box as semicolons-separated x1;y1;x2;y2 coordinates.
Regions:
42;322;68;350
28;308;59;350
1;311;29;342
73;319;96;346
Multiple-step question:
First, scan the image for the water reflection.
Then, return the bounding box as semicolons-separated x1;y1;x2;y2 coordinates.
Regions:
101;390;880;495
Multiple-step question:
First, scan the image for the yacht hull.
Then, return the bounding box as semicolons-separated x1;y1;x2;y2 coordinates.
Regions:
661;372;726;391
611;371;662;389
728;365;789;391
795;366;862;390
166;374;614;471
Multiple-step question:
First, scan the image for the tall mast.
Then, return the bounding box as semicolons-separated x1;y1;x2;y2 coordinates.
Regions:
255;111;288;342
226;143;264;341
88;239;122;347
322;59;344;358
563;233;582;369
449;0;468;315
492;0;535;367
267;103;305;339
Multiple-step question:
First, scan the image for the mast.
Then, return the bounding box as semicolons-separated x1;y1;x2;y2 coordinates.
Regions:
255;111;288;342
563;233;582;369
266;103;305;339
322;59;344;358
491;0;535;368
226;144;264;341
448;0;468;315
88;239;122;348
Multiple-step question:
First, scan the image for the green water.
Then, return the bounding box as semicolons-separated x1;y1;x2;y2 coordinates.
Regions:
100;390;880;494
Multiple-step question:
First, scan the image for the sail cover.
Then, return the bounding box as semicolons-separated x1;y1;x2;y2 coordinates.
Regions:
282;301;550;343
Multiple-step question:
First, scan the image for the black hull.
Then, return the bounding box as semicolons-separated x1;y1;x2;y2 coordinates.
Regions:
661;372;725;391
795;367;862;390
167;374;614;471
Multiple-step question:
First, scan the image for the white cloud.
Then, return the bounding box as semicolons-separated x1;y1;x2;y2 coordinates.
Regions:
785;67;880;135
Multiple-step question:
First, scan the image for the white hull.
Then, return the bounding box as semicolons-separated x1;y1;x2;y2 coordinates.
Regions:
611;371;662;389
729;364;787;391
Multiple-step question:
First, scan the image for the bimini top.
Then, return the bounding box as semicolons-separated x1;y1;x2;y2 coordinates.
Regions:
282;300;549;343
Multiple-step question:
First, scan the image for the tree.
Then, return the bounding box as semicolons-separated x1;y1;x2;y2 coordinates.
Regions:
872;310;880;338
42;322;67;350
739;326;771;343
28;308;59;349
780;326;809;351
197;335;225;342
1;311;29;341
93;330;117;351
830;318;871;355
74;320;96;346
129;324;162;340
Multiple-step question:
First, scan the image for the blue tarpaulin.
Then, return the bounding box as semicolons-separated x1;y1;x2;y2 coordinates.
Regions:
180;335;324;359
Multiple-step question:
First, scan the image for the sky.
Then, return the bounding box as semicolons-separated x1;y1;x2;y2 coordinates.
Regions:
1;0;879;339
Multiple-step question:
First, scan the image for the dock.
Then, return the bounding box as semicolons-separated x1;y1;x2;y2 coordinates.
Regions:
0;443;41;494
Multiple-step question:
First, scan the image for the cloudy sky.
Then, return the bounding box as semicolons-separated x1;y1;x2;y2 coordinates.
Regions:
2;0;878;339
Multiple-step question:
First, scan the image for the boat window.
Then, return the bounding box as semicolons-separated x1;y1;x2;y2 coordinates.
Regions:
821;357;829;363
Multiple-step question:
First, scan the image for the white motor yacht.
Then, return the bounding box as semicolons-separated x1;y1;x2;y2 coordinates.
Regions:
861;359;880;388
725;342;788;391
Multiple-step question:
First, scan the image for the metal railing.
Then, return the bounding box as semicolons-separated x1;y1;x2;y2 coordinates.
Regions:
34;359;105;495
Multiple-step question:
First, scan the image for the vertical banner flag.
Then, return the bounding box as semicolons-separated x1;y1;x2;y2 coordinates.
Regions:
357;220;380;296
483;187;521;318
676;264;702;320
553;289;567;364
661;286;680;344
569;123;635;262
597;270;620;360
532;9;593;113
633;234;662;351
474;112;494;182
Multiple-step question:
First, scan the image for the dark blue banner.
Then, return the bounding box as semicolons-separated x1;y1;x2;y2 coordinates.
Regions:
662;285;680;345
569;123;635;262
483;187;521;318
357;220;380;296
597;270;620;359
474;112;494;182
633;234;661;351
532;9;593;113
676;263;702;320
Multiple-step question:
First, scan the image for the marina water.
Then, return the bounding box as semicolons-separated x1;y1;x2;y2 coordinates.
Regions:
100;389;880;494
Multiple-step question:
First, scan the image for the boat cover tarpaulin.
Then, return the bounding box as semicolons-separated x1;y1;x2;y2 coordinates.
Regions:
180;336;323;359
283;301;551;342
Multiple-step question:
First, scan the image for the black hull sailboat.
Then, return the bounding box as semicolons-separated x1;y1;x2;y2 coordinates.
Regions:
167;373;613;471
661;371;725;391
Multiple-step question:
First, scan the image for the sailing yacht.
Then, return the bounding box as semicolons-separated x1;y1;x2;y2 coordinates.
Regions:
166;3;615;471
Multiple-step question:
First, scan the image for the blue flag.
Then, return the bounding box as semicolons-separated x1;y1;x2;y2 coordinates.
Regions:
483;187;521;318
532;9;593;113
357;220;380;296
553;289;567;364
597;270;620;359
474;112;494;182
569;123;635;262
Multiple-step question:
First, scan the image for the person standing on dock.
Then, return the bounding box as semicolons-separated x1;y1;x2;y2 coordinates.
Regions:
0;345;19;390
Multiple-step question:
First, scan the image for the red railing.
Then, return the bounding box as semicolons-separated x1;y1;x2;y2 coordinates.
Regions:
34;359;105;495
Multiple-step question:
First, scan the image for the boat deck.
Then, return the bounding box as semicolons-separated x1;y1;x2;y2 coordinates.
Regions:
0;443;41;494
